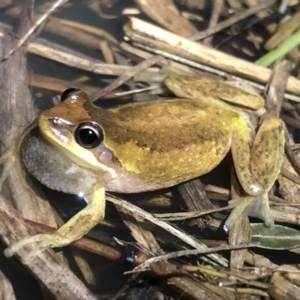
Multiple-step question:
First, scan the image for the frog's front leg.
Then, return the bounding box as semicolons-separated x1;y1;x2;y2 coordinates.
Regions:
4;187;106;264
225;117;284;230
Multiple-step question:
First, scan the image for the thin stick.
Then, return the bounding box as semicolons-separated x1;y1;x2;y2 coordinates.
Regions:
134;243;256;272
90;55;164;101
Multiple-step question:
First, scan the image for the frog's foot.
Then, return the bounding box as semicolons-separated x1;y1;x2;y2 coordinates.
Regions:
4;233;71;264
224;193;273;231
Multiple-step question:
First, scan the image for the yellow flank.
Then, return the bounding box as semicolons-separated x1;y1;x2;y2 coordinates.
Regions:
102;99;236;185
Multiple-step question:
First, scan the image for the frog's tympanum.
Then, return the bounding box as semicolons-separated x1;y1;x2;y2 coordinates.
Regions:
1;75;284;263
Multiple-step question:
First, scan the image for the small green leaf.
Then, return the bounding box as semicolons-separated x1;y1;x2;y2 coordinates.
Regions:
251;223;300;250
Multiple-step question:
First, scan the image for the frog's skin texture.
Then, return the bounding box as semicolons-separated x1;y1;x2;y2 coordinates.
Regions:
1;75;285;263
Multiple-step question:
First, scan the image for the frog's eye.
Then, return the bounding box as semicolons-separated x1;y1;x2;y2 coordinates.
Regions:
61;88;80;102
75;122;103;149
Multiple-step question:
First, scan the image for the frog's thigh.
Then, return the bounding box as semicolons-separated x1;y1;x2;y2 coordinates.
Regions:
4;187;106;263
250;118;284;191
231;121;263;196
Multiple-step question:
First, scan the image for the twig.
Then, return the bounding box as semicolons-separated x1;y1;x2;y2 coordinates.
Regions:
153;205;233;221
265;60;293;117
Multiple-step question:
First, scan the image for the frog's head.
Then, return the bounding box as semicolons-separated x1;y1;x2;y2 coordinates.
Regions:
38;89;115;178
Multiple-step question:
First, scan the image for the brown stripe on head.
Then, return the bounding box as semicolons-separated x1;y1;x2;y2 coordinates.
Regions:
42;91;93;125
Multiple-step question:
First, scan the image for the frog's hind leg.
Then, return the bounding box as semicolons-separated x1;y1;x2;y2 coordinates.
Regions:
233;117;284;195
251;117;284;192
248;117;284;226
4;187;106;264
230;118;264;196
226;117;284;230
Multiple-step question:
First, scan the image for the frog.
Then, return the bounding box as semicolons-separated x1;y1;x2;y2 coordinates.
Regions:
1;74;284;264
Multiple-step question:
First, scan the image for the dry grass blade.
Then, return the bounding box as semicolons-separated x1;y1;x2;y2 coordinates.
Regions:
153;205;233;221
28;38;131;76
124;17;300;97
265;60;293;117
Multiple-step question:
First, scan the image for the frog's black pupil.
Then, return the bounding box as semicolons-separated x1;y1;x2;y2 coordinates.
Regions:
75;122;103;149
79;128;97;146
61;88;80;102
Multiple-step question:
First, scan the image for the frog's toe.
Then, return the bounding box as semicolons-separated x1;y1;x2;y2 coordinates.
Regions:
224;196;254;231
21;246;49;264
248;193;273;227
224;194;273;231
4;233;71;264
4;234;47;261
